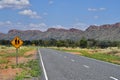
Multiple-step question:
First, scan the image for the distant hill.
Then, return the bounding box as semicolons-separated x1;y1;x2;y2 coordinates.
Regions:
1;22;120;41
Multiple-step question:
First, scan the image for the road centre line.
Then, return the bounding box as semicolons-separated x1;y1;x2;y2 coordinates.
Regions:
71;59;75;62
83;65;90;68
110;76;118;80
38;49;48;80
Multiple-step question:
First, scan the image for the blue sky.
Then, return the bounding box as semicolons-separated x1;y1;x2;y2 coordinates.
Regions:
0;0;120;33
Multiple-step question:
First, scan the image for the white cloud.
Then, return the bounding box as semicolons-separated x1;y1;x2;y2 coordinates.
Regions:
19;9;41;19
29;23;47;28
94;16;99;19
29;23;47;27
99;8;106;11
25;23;48;31
88;8;106;12
6;21;12;24
51;25;65;29
0;0;30;9
0;21;66;32
0;21;89;33
73;23;89;30
88;8;97;11
0;21;91;34
0;21;48;32
49;0;54;5
0;21;12;25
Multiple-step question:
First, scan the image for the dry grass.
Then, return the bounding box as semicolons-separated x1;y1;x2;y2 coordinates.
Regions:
0;46;38;80
53;47;120;65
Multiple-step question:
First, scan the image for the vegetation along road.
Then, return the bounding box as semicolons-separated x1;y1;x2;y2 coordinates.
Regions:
0;46;41;80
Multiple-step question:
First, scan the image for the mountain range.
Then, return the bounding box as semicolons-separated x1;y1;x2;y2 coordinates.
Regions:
1;22;120;41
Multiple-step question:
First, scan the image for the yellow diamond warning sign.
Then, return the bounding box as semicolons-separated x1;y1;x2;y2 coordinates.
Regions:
11;36;23;48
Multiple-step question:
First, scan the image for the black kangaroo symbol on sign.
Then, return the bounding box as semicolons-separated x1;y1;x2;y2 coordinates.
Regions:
15;38;20;45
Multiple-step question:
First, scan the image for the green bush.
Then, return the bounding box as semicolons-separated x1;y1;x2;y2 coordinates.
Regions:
15;71;27;80
14;59;41;80
0;59;9;64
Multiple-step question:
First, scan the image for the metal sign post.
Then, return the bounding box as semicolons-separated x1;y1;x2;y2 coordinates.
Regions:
16;48;18;65
11;36;23;65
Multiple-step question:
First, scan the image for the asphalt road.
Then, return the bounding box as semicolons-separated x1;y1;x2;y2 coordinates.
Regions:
39;48;120;80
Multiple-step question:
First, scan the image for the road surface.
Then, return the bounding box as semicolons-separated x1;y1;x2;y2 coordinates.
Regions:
39;48;120;80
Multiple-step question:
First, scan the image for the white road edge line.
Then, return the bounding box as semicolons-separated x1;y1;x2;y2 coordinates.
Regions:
83;65;89;68
110;76;118;80
38;49;48;80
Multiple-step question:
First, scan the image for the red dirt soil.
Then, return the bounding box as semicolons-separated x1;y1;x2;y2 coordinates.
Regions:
0;50;36;80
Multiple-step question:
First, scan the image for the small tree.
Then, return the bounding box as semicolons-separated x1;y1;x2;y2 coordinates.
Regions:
79;37;87;48
97;41;110;48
